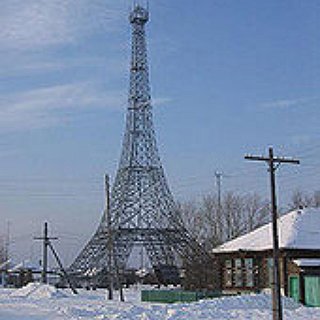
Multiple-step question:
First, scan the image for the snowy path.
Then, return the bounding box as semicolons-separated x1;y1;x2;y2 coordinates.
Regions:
0;284;320;319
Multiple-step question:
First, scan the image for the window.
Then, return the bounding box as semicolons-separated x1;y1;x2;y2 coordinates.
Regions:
267;258;274;287
244;258;254;287
224;259;232;287
223;258;256;288
234;258;243;287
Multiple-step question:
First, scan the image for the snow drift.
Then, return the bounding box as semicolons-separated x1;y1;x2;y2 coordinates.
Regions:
10;282;67;299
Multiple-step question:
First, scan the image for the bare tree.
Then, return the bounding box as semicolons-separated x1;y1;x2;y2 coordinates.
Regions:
180;188;320;252
313;191;320;208
199;195;221;248
242;193;270;233
179;191;270;250
289;189;316;210
179;201;204;244
222;192;244;241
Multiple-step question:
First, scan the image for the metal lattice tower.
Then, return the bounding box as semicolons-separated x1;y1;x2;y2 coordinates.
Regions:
69;4;213;288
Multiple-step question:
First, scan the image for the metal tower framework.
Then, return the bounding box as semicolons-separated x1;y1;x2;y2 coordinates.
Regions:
69;5;213;288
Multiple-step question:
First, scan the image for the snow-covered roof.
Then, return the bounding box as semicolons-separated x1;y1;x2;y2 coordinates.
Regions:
293;259;320;267
213;208;320;253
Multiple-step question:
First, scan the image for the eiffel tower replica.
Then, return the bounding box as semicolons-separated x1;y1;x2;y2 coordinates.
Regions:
69;3;216;290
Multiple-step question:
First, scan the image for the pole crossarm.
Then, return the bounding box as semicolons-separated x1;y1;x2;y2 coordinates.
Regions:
244;154;300;165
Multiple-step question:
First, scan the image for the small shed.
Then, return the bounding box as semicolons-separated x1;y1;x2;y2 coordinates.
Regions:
212;208;320;306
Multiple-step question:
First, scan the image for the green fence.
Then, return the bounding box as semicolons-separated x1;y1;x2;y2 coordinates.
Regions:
141;290;222;303
304;276;320;307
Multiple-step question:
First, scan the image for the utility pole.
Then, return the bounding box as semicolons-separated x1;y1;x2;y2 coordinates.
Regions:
104;174;124;302
47;241;78;294
215;172;222;213
2;221;11;287
215;172;223;243
34;222;77;294
140;246;144;271
106;174;113;300
5;222;10;269
34;222;57;284
245;147;300;320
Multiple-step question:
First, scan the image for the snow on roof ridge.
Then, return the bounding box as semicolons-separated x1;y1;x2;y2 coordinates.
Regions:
278;209;300;248
283;209;304;248
294;258;320;267
213;207;320;253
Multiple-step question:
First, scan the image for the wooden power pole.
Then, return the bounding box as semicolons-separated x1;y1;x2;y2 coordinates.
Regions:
105;174;113;300
34;222;57;284
215;171;223;242
105;174;124;302
245;147;299;320
34;222;77;294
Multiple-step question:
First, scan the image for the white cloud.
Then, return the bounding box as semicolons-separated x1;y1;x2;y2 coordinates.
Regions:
0;82;126;131
290;134;313;146
261;97;318;109
0;82;172;132
152;97;173;107
0;0;125;50
0;0;157;132
0;54;126;78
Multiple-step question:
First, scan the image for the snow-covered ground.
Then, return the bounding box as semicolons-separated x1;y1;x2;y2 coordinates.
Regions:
0;283;320;319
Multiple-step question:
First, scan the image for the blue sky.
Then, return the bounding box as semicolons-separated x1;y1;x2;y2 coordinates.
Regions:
0;0;319;265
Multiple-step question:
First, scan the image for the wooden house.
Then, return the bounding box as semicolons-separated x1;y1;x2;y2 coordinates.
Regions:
212;208;320;306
